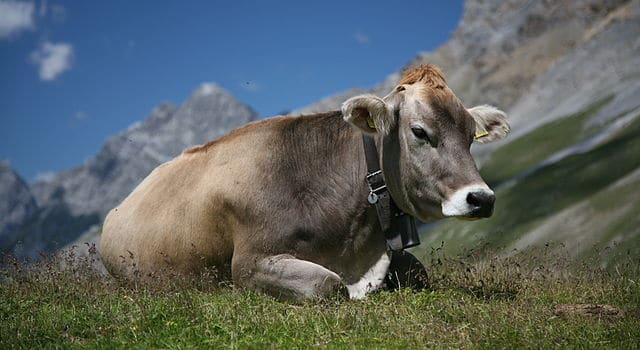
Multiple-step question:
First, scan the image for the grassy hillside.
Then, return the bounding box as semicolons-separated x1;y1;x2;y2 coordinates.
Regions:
417;98;640;261
480;95;614;186
1;249;638;349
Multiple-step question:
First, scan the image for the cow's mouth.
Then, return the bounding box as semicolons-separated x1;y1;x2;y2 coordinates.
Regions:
467;205;494;218
408;198;445;221
441;185;495;219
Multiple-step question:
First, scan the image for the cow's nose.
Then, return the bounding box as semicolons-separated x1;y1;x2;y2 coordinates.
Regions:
466;190;495;217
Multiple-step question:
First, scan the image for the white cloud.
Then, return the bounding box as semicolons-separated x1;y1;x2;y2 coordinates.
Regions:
30;41;74;81
354;31;371;45
0;0;35;39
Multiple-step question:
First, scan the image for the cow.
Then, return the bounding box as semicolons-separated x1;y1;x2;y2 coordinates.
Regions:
100;64;509;301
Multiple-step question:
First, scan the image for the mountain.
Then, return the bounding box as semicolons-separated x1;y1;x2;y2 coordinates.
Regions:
5;84;258;257
0;161;38;253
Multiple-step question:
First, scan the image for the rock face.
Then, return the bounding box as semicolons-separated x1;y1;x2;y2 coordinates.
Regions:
0;161;38;253
6;84;258;257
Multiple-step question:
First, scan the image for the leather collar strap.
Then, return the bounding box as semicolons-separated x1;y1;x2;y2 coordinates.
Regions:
362;135;420;251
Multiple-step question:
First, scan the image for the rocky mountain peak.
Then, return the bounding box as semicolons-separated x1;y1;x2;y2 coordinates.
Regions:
0;161;38;252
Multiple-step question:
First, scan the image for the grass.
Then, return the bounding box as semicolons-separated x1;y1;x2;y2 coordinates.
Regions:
1;247;639;349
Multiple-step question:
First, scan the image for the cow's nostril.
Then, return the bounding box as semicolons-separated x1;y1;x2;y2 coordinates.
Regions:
466;192;481;207
466;191;495;217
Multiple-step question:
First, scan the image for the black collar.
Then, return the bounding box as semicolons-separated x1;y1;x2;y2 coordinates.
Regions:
362;135;420;251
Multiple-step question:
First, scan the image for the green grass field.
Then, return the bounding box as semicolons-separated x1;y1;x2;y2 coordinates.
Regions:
1;248;638;349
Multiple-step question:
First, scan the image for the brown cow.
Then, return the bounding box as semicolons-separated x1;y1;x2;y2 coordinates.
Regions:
100;64;509;301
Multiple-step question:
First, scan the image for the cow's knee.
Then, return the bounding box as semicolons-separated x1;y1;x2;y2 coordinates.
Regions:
384;250;429;291
232;254;348;302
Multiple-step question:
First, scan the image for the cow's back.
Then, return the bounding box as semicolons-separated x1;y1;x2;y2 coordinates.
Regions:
100;119;276;280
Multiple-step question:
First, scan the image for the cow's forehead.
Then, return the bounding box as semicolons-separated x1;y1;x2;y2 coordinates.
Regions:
399;82;474;134
396;64;472;125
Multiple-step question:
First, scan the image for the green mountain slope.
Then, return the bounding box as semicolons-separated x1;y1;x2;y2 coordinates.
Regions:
480;95;614;186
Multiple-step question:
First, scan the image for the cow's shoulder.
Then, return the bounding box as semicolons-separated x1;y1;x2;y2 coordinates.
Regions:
181;115;296;154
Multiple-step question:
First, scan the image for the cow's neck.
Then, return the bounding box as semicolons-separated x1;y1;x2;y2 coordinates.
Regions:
286;111;387;274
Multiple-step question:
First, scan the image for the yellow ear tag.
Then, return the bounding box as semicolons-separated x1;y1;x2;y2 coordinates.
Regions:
474;130;489;139
366;116;376;130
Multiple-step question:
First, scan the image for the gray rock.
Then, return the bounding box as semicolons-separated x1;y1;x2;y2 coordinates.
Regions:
0;161;38;253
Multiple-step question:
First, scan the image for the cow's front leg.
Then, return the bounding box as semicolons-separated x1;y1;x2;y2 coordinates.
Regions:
384;250;429;291
232;253;349;302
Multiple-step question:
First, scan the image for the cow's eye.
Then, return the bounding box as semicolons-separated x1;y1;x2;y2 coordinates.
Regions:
411;126;430;141
411;126;437;147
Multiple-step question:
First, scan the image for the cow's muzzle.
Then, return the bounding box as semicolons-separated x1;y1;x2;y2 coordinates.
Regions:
466;190;495;218
441;185;495;218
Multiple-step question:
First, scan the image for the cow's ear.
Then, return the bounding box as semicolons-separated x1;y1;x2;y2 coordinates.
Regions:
468;105;510;143
342;95;394;135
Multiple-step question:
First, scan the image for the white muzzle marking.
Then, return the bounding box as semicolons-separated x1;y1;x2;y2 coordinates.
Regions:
441;184;494;217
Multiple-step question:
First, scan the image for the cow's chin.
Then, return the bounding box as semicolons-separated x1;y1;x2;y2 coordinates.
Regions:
442;210;493;221
411;201;447;222
418;210;484;222
412;201;492;222
441;205;495;220
441;209;491;221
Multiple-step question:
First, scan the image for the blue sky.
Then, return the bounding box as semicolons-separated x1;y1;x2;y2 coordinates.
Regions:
1;0;463;181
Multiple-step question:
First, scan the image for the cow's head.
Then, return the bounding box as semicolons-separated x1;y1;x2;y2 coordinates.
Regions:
342;64;509;221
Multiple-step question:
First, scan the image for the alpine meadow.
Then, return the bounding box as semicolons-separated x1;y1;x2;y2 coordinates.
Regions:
2;0;640;348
